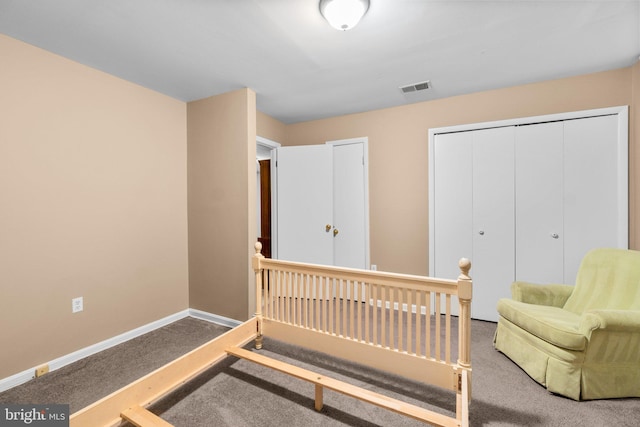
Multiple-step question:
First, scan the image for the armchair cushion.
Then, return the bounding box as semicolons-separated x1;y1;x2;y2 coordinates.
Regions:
497;299;586;350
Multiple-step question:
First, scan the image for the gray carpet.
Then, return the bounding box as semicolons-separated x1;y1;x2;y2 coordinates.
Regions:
0;318;229;412
1;316;638;426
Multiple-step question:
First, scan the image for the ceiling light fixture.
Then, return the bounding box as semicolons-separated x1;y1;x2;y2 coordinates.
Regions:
319;0;370;31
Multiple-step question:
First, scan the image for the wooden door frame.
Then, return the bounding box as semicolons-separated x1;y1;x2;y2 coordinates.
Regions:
257;136;280;258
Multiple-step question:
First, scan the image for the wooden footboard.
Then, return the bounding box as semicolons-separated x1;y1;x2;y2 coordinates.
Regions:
252;242;472;426
69;245;471;427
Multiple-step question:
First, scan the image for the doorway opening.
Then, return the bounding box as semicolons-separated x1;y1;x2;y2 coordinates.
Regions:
256;136;280;258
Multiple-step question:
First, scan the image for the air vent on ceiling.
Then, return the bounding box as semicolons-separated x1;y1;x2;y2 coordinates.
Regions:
400;80;431;94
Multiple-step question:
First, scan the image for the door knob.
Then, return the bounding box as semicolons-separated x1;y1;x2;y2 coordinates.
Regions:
333;228;339;237
551;233;559;239
478;230;485;235
326;224;332;232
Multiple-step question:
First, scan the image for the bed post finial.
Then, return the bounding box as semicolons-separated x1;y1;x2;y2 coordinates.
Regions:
458;258;471;280
255;241;263;256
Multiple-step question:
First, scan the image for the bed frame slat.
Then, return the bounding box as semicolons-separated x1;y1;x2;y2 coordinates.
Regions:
226;346;459;427
120;405;173;427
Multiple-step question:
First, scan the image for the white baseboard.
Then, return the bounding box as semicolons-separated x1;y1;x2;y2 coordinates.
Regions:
0;308;240;393
188;308;242;329
369;298;430;315
0;368;38;394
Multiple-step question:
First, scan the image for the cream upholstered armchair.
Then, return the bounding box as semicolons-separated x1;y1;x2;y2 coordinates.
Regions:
494;248;640;400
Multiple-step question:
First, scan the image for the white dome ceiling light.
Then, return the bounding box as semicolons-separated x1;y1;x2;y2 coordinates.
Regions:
319;0;370;31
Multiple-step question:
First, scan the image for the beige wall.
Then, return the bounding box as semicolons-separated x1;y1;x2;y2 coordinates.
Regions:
631;62;640;250
1;31;636;384
0;35;189;379
187;89;257;321
283;67;637;275
257;111;287;144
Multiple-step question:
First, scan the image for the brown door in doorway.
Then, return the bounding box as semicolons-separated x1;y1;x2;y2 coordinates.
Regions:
258;159;272;258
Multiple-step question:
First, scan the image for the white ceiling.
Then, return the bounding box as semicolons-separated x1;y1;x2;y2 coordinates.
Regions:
1;0;639;124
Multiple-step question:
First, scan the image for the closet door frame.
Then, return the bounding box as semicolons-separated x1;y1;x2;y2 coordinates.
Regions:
428;105;628;277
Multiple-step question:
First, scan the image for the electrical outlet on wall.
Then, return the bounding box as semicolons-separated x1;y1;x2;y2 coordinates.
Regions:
72;297;83;313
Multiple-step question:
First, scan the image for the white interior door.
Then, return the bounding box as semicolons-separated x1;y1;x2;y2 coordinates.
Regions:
275;145;333;265
332;142;366;269
432;132;473;281
430;106;628;320
433;128;515;321
275;140;369;271
472;127;515;321
563;114;620;283
331;141;368;301
515;122;564;284
431;132;472;317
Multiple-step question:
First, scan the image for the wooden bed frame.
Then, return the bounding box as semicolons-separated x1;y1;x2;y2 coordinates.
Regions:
70;243;472;427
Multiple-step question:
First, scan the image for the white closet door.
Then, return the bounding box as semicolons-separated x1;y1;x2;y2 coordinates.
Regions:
472;127;515;321
563;115;620;283
430;106;627;320
515;122;564;284
433;132;473;280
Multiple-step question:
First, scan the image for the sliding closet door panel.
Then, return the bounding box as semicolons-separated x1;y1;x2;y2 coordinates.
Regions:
472;127;515;321
515;122;564;284
563;114;620;283
433;132;473;281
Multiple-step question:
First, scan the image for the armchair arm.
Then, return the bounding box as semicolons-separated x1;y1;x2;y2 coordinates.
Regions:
580;310;640;334
510;281;574;307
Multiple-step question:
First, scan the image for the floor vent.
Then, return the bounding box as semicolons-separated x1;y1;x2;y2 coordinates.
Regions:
400;80;431;93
